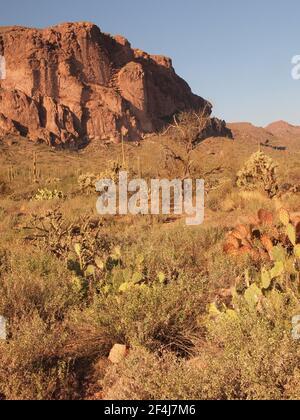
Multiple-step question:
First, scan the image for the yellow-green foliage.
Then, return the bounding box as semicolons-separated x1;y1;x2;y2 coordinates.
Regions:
33;188;64;201
237;151;279;197
206;209;300;399
204;300;300;400
78;161;123;194
77;172;99;194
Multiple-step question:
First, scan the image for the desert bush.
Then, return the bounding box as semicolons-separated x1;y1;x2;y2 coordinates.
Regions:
206;179;234;211
78;172;99;195
33;188;64;201
0;313;75;400
68;223;232;301
205;291;300;400
0;245;83;400
0;245;100;400
201;207;300;399
220;190;273;214
70;276;206;356
0;247;80;322
122;225;226;282
103;300;300;401
23;209;108;259
237;151;279;197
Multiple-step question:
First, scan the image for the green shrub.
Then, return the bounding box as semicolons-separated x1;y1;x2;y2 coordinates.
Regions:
0;313;73;400
204;296;300;400
0;247;80;322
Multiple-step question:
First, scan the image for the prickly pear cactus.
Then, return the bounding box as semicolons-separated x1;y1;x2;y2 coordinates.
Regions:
223;208;300;261
237;151;279;197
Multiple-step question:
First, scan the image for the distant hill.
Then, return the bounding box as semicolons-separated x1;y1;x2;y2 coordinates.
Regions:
227;121;300;152
265;120;300;137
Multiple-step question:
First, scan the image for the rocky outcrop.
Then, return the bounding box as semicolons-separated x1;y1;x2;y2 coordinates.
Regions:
0;112;18;137
198;118;233;141
0;22;229;146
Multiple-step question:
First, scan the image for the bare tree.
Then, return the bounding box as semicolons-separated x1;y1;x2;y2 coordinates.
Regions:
163;105;211;178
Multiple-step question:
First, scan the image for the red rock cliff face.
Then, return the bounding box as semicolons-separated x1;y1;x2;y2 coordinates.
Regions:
0;22;211;146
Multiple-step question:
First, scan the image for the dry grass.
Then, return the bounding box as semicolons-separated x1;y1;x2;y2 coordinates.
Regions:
0;128;300;400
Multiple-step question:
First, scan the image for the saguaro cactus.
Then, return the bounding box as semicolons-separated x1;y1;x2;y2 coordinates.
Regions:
32;152;38;183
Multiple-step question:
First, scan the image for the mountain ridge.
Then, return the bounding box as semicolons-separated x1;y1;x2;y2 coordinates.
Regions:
0;22;231;147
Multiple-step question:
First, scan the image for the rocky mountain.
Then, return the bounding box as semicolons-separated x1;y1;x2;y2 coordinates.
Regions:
0;22;231;147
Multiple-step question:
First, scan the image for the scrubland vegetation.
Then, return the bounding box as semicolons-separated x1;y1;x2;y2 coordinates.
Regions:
1;121;300;400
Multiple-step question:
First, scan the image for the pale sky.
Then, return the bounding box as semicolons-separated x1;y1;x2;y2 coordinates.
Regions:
1;0;300;126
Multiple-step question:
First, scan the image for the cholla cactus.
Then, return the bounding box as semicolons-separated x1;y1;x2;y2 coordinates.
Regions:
237;151;278;197
78;173;99;194
78;161;123;194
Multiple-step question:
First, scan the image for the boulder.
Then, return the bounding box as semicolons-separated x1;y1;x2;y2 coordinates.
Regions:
108;344;128;365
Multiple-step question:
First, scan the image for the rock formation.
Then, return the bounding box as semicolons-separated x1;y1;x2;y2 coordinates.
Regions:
198;117;232;141
0;22;231;146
